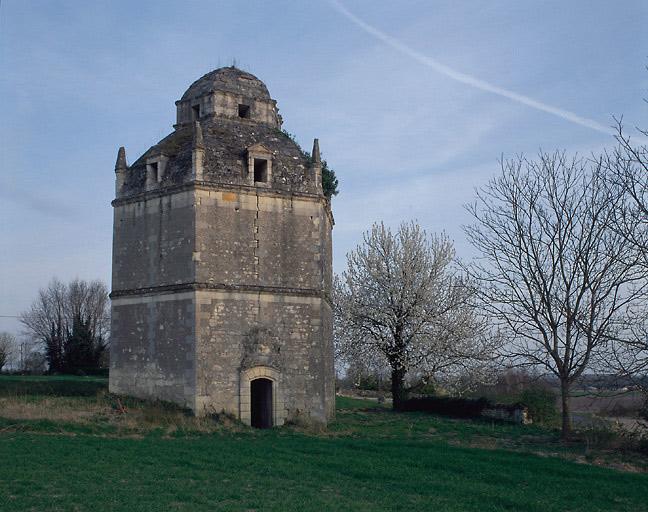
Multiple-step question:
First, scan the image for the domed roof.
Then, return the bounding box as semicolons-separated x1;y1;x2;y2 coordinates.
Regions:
123;118;315;197
181;67;271;102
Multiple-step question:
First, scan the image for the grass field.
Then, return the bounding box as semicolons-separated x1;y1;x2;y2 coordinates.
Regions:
1;376;647;511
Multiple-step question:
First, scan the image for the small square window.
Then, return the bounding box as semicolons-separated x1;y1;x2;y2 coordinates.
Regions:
253;159;268;183
192;104;200;120
238;104;250;118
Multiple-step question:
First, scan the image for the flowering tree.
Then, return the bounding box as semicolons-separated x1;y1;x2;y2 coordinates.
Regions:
334;221;497;408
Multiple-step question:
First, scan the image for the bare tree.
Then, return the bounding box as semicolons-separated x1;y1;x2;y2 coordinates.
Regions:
608;119;648;261
0;332;16;372
608;312;648;393
464;151;647;438
601;117;648;391
334;221;497;409
20;278;110;373
20;278;67;370
66;279;110;343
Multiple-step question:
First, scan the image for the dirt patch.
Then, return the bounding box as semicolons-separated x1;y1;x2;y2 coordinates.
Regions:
467;435;499;449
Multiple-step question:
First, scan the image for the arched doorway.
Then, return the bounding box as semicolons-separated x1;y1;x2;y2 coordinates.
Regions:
239;366;285;427
250;378;273;429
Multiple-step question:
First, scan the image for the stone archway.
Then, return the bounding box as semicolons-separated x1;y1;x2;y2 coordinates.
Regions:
239;366;285;426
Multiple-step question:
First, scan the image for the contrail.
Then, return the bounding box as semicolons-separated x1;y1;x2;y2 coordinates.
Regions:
329;0;613;135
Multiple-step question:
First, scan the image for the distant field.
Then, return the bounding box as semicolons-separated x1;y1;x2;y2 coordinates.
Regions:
570;390;644;416
0;376;647;511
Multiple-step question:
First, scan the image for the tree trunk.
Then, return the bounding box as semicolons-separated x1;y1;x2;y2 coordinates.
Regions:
391;367;407;410
560;379;572;440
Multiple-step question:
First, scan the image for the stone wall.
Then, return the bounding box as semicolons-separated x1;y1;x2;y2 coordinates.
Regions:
194;290;331;423
176;91;280;127
111;191;195;292
194;189;326;290
109;291;196;408
110;185;334;424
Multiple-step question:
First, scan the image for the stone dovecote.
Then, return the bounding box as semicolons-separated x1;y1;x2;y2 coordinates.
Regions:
109;67;334;427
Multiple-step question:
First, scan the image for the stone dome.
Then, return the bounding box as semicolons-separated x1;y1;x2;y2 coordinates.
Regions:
116;67;319;199
181;67;271;102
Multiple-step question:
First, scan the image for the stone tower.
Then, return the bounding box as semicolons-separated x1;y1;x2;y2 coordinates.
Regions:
109;67;334;427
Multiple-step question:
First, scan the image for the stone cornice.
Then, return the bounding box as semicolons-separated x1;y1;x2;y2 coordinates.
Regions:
110;281;333;306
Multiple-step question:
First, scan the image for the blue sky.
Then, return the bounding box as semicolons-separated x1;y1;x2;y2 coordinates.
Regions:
1;0;647;337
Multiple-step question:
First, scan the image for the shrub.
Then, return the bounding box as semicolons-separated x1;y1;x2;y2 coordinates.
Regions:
282;130;339;199
518;387;558;425
579;420;648;456
354;374;383;391
415;381;437;396
72;367;109;377
580;422;619;450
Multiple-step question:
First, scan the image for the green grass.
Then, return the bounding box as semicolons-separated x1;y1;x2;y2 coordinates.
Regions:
0;374;108;397
0;378;647;511
0;375;107;382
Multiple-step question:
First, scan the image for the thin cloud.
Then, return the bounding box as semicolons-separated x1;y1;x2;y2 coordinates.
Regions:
329;0;613;135
0;183;78;220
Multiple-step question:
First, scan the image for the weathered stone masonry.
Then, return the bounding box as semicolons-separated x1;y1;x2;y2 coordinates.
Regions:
109;67;335;426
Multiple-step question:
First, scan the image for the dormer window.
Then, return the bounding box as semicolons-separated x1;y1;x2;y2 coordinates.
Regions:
238;104;250;119
146;162;160;186
246;144;272;187
192;104;201;121
254;159;268;182
145;155;168;191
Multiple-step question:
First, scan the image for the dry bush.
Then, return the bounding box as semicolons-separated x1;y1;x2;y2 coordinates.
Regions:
579;418;648;458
